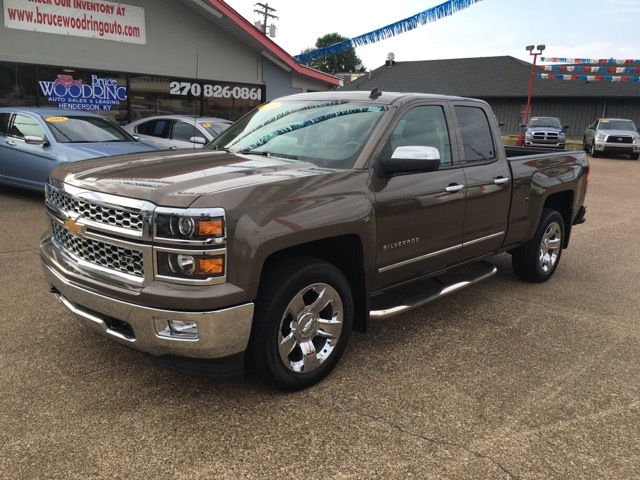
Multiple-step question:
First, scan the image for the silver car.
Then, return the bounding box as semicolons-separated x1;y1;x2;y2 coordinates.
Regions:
583;118;640;160
123;115;233;150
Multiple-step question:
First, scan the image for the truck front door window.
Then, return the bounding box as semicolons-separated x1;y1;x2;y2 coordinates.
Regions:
389;105;452;166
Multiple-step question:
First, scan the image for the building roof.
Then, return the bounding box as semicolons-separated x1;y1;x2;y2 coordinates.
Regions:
341;56;639;98
175;0;341;87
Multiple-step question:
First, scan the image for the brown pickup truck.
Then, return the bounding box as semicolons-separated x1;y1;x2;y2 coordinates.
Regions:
40;90;589;390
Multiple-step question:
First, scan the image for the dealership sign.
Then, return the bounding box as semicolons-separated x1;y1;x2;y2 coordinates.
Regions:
39;74;127;111
4;0;146;45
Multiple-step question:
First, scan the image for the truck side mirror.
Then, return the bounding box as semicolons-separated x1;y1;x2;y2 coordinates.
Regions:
376;146;441;177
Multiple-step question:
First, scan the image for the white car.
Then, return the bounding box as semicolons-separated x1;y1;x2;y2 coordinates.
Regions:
123;115;232;150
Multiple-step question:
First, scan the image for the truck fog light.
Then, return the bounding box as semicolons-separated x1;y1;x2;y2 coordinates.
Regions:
155;319;199;340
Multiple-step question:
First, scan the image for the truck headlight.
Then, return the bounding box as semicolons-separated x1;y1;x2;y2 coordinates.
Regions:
153;207;227;284
155;208;225;243
156;251;225;280
524;133;532;140
596;133;606;141
559;132;566;139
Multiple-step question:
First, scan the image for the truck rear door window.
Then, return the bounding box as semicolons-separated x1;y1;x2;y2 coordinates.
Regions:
455;106;495;163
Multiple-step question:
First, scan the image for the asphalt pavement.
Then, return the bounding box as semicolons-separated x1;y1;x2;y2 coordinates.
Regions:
0;154;638;479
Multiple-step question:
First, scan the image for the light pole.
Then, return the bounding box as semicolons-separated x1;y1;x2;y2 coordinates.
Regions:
518;44;545;146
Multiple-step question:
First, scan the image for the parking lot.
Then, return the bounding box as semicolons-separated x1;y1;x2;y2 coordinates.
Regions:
1;154;639;479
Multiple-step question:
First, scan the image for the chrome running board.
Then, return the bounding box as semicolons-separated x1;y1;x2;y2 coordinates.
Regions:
370;261;497;320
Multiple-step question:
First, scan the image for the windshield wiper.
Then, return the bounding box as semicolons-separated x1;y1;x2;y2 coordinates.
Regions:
238;150;298;160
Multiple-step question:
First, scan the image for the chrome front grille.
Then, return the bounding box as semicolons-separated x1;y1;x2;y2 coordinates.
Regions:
532;132;559;140
52;221;144;278
46;186;144;232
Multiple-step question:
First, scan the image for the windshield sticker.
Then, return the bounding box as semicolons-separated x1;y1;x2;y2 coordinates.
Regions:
201;122;212;128
45;116;69;122
601;119;610;122
259;102;281;111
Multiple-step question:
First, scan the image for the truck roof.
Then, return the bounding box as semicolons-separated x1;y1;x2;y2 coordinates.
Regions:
279;89;478;106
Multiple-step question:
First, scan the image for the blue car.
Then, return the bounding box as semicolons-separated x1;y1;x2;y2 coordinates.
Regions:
0;107;158;192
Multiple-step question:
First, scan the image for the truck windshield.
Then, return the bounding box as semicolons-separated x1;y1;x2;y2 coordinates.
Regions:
44;115;135;143
599;120;637;131
529;117;562;128
210;100;388;169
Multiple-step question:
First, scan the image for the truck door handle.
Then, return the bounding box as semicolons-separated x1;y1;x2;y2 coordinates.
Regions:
493;176;510;185
445;183;465;193
5;140;17;146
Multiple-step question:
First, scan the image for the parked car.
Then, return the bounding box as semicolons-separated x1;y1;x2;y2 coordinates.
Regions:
520;116;568;149
583;118;640;159
123;115;233;150
0;107;158;192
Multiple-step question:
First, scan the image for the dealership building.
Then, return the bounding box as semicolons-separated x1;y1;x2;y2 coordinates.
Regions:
0;0;340;124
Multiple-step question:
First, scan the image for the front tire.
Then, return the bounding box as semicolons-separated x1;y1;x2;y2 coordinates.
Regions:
512;209;564;283
630;153;639;160
247;256;353;391
590;141;599;157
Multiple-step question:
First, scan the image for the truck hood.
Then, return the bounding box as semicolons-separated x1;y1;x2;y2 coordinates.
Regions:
526;126;562;133
599;129;640;138
55;150;346;208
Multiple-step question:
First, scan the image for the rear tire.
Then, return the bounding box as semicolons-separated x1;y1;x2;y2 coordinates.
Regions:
512;209;564;283
630;153;639;160
247;256;353;391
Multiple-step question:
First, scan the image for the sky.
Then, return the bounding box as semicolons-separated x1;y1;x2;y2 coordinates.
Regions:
224;0;640;70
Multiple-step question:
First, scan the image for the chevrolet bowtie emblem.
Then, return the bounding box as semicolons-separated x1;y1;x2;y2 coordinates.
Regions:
64;217;86;235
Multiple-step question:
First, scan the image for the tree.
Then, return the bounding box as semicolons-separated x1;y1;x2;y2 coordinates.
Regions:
301;33;366;74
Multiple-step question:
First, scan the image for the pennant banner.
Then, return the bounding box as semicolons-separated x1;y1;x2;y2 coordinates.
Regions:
540;57;640;65
294;0;483;64
540;65;640;74
537;73;640;83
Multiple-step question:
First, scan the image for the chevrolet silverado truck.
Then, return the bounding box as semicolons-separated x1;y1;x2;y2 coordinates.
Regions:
40;90;589;391
519;116;568;149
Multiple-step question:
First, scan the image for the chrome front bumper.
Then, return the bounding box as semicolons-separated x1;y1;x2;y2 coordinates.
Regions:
41;254;255;360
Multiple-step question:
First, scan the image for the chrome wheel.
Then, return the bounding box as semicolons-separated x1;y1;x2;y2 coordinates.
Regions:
278;282;344;373
512;208;564;283
248;256;353;390
538;221;562;273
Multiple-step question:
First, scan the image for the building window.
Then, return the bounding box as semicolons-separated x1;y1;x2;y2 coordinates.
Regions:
36;67;128;124
0;65;37;107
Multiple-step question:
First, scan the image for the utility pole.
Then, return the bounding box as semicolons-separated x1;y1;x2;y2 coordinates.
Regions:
253;3;278;36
